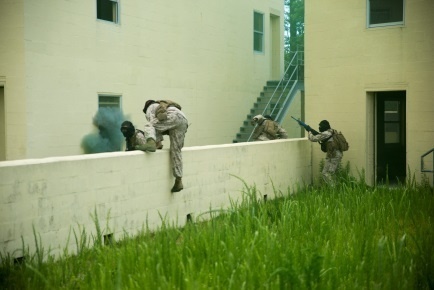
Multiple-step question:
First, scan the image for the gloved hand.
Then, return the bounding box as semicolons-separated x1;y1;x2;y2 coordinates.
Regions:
305;125;312;132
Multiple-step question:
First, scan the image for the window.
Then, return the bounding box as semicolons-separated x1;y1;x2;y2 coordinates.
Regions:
254;11;264;52
384;100;400;144
98;95;121;108
368;0;404;27
97;0;119;23
95;95;123;152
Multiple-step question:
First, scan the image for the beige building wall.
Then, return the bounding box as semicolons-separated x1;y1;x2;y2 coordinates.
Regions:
305;0;434;185
0;0;284;160
0;139;311;259
0;1;27;160
280;90;304;138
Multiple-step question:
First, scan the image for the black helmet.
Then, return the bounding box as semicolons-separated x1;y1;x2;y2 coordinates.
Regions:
143;100;156;114
120;121;135;138
319;120;331;132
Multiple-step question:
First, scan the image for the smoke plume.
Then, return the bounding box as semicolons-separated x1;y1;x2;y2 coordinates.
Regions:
81;107;125;153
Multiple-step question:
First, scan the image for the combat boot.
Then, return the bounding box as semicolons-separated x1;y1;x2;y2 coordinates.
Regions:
156;141;163;150
171;177;183;192
135;138;157;152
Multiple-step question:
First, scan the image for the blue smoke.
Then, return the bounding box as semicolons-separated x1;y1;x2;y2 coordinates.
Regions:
81;107;125;153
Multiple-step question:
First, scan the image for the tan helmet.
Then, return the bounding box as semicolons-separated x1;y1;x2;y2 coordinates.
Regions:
251;114;265;125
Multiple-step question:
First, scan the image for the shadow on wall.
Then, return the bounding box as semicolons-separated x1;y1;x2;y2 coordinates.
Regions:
81;107;126;153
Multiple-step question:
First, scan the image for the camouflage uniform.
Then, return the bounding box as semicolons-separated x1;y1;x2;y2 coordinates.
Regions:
125;130;147;151
308;129;343;184
251;115;288;141
144;103;188;178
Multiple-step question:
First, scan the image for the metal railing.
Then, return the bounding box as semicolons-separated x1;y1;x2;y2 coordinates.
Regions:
246;51;304;141
421;148;434;188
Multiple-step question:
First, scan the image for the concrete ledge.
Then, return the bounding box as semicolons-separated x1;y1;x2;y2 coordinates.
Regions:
0;138;311;258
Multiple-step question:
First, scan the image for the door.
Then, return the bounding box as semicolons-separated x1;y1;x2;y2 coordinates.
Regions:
376;91;406;184
270;14;280;80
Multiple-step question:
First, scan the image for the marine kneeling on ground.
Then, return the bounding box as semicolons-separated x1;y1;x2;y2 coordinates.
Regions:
250;114;288;141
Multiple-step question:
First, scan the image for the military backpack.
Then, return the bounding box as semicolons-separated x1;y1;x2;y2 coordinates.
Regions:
333;130;349;152
320;129;349;153
155;100;182;121
263;120;279;139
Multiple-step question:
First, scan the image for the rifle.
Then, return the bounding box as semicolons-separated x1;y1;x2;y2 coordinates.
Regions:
291;116;319;135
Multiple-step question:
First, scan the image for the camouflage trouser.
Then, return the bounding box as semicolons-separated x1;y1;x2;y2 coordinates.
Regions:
256;135;271;141
322;151;343;185
144;112;188;178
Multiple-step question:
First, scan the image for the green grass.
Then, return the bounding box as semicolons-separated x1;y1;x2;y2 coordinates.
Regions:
1;175;433;289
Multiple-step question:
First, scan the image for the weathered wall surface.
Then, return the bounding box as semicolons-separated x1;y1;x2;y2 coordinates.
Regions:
0;139;311;259
0;0;284;160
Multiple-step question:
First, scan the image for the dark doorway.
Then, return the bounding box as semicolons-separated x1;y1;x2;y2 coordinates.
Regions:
376;91;406;184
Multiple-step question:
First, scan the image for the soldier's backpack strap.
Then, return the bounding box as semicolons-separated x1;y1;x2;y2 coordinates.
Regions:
155;100;182;121
157;100;182;111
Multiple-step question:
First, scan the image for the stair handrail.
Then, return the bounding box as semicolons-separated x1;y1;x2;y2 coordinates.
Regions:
274;80;300;123
265;51;303;119
421;148;434;188
269;68;299;121
264;51;299;115
246;51;303;142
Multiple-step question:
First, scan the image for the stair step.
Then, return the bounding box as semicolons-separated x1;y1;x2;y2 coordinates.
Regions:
260;91;292;100
240;126;254;133
266;80;293;87
254;102;284;110
263;87;293;93
236;133;252;139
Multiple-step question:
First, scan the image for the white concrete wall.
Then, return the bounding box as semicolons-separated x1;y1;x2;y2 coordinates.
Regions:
0;139;311;259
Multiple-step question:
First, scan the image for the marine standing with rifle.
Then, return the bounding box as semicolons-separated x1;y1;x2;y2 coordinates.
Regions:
292;117;343;185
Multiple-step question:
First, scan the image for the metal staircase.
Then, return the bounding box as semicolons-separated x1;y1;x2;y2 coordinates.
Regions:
233;51;304;143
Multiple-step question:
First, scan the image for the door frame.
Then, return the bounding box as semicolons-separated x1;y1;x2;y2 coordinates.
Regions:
375;91;407;184
0;77;5;161
269;13;281;80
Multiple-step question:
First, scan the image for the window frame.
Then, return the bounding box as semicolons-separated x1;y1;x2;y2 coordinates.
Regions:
367;0;405;28
96;0;119;24
253;11;264;53
98;94;122;109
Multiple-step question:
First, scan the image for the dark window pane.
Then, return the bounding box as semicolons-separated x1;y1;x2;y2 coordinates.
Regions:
385;123;400;143
99;96;120;108
254;12;263;52
97;0;115;22
369;0;403;25
384;101;400;121
254;13;263;32
254;33;263;52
